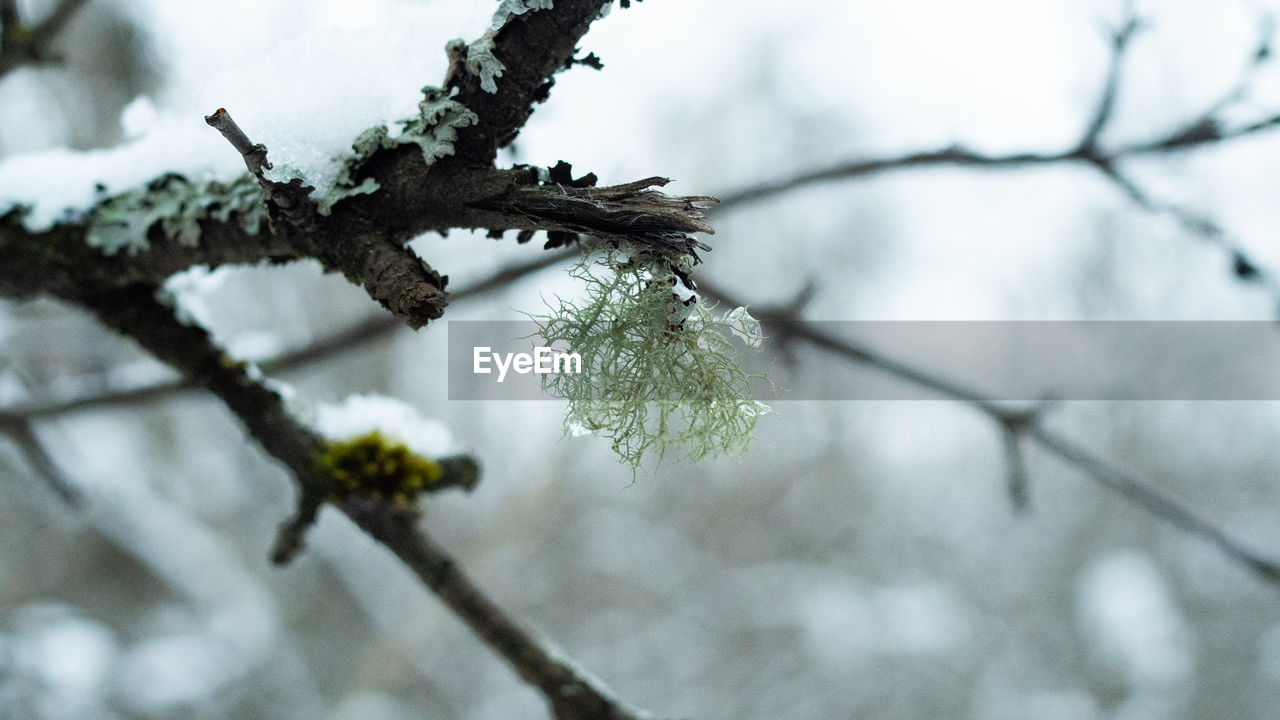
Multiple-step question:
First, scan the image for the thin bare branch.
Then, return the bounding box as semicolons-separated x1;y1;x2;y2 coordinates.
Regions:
60;281;654;720
1000;424;1030;511
0;0;92;78
0;417;81;505
204;108;274;178
28;0;92;46
713;114;1280;211
343;499;657;720
710;15;1280;313
1028;425;1280;584
1080;3;1144;151
1092;163;1280;299
0;249;577;424
696;278;1280;587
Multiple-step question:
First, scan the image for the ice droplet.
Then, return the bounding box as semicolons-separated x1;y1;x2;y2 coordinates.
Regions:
723;307;763;349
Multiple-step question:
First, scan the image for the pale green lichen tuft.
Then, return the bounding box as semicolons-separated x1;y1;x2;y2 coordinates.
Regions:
534;250;770;474
87;173;267;256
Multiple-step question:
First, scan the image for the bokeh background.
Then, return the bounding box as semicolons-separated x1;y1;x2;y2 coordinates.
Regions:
3;0;1280;718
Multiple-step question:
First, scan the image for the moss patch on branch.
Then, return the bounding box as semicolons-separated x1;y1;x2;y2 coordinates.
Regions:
317;430;444;509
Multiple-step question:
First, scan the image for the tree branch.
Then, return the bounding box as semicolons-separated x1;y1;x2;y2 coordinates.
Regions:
1093;163;1280;297
0;248;577;424
57;280;655;720
1079;3;1143;151
710;12;1280;311
14;239;1280;588
697;279;1280;587
0;415;81;505
0;0;92;78
446;0;616;163
342;499;656;720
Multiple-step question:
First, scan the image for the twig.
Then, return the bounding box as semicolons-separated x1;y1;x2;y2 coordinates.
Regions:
63;282;653;720
697;279;1280;587
0;417;81;505
1079;3;1144;151
1000;422;1030;511
1029;426;1280;584
204;108;273;177
0;249;577;424
1093;163;1280;299
710;15;1280;312
204;107;317;231
342;499;656;720
714;12;1280;213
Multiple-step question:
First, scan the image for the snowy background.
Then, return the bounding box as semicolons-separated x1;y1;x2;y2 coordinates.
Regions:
3;0;1280;718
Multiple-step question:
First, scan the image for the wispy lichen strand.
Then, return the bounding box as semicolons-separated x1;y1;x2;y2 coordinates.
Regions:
534;251;769;473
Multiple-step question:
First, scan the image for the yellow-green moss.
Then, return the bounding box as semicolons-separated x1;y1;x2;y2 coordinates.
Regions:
316;431;444;508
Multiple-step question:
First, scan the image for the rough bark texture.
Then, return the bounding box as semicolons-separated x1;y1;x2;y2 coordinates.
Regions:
0;3;684;718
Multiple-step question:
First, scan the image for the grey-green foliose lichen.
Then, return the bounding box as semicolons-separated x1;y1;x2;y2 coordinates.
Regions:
402;86;480;163
86;173;267;256
86;80;483;251
315;86;478;216
464;0;555;93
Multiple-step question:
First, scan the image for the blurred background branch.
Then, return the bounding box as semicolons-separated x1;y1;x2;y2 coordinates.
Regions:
0;0;91;78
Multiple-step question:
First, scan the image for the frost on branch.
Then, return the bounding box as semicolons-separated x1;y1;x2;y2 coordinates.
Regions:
534;251;769;474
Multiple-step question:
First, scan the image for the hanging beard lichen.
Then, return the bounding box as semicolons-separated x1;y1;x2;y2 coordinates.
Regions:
534;250;770;473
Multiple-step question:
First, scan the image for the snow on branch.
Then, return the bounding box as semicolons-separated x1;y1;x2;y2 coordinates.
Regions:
63;280;649;720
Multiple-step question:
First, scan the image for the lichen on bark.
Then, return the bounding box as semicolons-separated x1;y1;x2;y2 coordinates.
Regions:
534;250;769;474
87;173;267;256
